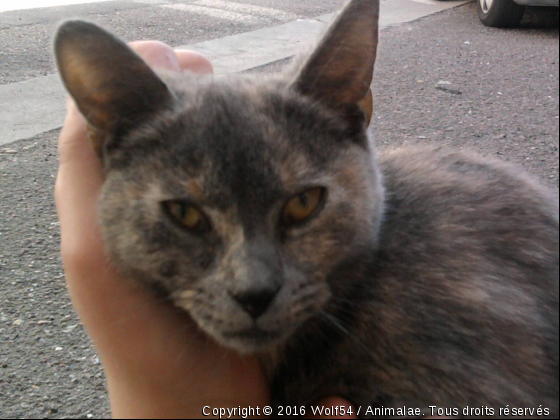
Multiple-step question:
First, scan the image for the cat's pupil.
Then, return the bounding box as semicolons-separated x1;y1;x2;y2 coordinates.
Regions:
178;204;187;219
299;192;309;207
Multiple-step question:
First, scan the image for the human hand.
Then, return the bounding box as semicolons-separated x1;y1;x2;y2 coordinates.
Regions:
56;40;356;419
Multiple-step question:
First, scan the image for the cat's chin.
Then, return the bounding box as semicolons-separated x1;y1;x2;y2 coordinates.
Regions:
217;328;290;355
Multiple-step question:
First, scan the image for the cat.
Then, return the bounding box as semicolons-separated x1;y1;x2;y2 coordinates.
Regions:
54;0;559;417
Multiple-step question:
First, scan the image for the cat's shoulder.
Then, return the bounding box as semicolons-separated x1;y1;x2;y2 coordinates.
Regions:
376;145;559;256
378;145;558;215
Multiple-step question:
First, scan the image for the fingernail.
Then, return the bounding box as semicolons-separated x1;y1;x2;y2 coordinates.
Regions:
175;50;214;75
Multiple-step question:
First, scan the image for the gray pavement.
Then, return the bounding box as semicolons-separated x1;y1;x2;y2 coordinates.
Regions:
0;0;343;85
0;0;469;146
0;0;470;87
1;2;559;419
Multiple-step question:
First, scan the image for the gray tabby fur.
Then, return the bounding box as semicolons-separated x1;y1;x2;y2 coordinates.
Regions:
54;0;559;416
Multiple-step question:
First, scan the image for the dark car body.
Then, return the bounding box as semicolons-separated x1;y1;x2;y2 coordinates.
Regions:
515;0;559;5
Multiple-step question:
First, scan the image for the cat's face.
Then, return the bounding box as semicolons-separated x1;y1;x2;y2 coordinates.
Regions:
99;77;384;352
54;0;382;353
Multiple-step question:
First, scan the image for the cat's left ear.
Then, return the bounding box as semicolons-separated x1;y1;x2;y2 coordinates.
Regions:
293;0;379;127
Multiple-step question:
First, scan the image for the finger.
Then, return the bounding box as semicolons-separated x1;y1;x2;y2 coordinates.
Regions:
305;398;358;419
129;40;181;71
57;99;92;166
175;49;214;74
55;100;103;258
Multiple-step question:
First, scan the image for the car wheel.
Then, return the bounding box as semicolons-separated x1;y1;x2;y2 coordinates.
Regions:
477;0;526;28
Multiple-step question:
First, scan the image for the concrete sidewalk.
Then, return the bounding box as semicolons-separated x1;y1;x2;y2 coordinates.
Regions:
0;0;469;147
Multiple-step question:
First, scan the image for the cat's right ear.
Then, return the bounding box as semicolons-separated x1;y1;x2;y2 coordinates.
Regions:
54;20;173;139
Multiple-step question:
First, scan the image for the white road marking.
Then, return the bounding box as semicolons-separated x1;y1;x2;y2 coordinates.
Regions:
161;3;262;24
194;0;299;21
161;0;298;24
0;0;114;14
409;0;443;5
130;0;169;4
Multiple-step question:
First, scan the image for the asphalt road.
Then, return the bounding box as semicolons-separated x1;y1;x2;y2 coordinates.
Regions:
0;0;345;85
1;3;559;419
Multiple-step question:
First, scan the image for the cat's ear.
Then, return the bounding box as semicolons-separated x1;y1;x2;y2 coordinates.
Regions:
293;0;379;126
54;20;172;136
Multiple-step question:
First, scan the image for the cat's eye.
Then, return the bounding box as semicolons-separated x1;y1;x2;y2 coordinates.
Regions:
163;201;211;233
282;188;326;227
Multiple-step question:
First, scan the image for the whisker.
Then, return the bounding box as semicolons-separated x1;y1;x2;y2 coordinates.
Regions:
317;309;372;356
320;310;351;336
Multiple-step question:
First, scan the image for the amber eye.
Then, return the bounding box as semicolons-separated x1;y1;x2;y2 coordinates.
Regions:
164;201;210;232
282;188;326;227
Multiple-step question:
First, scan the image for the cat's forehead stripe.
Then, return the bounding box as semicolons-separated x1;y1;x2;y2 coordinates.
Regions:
183;179;205;202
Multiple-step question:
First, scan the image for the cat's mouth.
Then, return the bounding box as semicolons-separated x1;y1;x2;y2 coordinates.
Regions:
221;327;286;353
223;328;280;340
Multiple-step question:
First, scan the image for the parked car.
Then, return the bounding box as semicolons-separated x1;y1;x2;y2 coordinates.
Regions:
477;0;560;28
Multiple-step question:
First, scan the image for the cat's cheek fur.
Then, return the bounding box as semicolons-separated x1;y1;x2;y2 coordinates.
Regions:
286;145;385;269
99;173;215;293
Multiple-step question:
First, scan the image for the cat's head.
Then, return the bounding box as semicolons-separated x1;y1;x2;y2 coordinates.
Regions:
54;0;384;354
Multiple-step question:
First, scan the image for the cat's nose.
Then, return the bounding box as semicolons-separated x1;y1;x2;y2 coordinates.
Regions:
231;286;280;320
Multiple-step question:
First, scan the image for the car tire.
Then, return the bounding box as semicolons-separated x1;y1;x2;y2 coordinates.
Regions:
477;0;526;28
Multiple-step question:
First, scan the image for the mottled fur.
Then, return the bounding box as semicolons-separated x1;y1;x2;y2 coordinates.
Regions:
54;0;559;417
